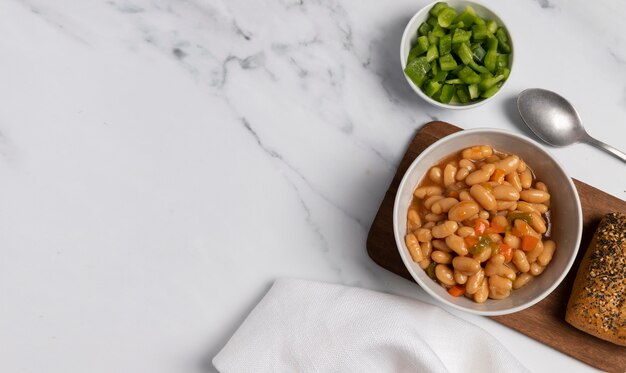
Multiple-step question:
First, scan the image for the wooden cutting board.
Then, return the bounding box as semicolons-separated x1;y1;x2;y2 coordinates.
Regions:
366;121;626;373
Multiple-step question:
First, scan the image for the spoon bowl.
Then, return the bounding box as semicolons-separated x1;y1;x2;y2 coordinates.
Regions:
517;88;626;162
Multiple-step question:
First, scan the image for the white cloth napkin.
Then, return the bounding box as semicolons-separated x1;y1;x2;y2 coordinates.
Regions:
213;279;528;373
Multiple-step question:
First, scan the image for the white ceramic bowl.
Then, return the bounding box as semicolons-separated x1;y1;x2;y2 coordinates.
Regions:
400;0;514;109
393;129;582;315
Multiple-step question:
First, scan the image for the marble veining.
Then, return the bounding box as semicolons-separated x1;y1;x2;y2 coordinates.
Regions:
1;0;625;372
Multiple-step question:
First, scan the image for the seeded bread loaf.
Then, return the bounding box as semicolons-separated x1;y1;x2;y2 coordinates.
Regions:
565;212;626;346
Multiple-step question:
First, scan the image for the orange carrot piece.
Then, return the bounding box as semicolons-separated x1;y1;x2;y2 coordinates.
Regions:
521;235;539;252
492;169;506;182
499;243;513;262
448;285;465;297
488;223;506;234
464;236;478;248
474;218;489;236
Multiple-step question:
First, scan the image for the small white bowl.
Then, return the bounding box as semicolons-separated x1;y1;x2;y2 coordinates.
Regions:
393;129;582;315
400;0;514;109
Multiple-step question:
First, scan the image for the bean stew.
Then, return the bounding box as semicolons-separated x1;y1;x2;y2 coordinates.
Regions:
405;145;556;303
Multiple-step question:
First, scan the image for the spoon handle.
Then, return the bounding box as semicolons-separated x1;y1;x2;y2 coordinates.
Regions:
584;135;626;163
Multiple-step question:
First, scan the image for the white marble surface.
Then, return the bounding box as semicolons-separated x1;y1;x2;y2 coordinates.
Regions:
1;0;625;372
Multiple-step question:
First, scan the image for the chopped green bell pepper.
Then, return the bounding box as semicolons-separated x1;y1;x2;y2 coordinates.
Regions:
423;80;442;97
454;5;476;27
438;7;458;28
403;1;512;104
471;44;486;62
456;85;470;103
457;66;481;84
452;28;472;43
426;44;439;62
404;56;431;86
439;54;458;71
455;42;473;64
429;2;449;17
418;22;433;36
439;34;452;55
439;84;455;103
407;36;429;62
472;24;489;40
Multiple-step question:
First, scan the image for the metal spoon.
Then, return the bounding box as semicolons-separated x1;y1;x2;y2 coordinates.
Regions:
517;88;626;163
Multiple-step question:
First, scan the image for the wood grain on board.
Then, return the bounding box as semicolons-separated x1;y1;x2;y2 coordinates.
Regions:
366;121;626;373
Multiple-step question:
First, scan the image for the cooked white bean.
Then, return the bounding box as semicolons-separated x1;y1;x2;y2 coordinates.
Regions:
489;275;512;299
512;249;530;273
459;158;476;171
478;210;490;220
425;213;445;222
415;228;432;242
513;273;532;289
485;254;504;277
462;145;493;161
520;189;550;203
429;167;443;184
423;221;436;229
529;262;545;276
431;198;459;214
454;270;468;285
487;233;502;243
494;155;520;175
424;195;444;210
485;154;501;164
517;160;527;173
531;203;549;214
504;233;521;250
456;226;475;238
529;212;547;234
452;256;481;275
443;163;457;187
520;169;533;189
493;185;520;201
447;181;468;192
419;258;431;269
537;240;555;266
492;215;507;228
408;209;422;230
506;171;522;191
465;164;496;186
516;201;536;213
420;241;432;258
459;190;474;202
435;264;456;286
432;239;453;253
414;186;443;199
485;261;516;281
455;167;470;181
474;280;489;303
470;184;497;210
431;250;452;264
489;253;505;266
483;261;498;278
466;270;484;295
473;246;493;263
445;234;468;256
496;201;517;211
431;220;459;238
448;201;480;222
535;181;548;192
405;234;423;262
